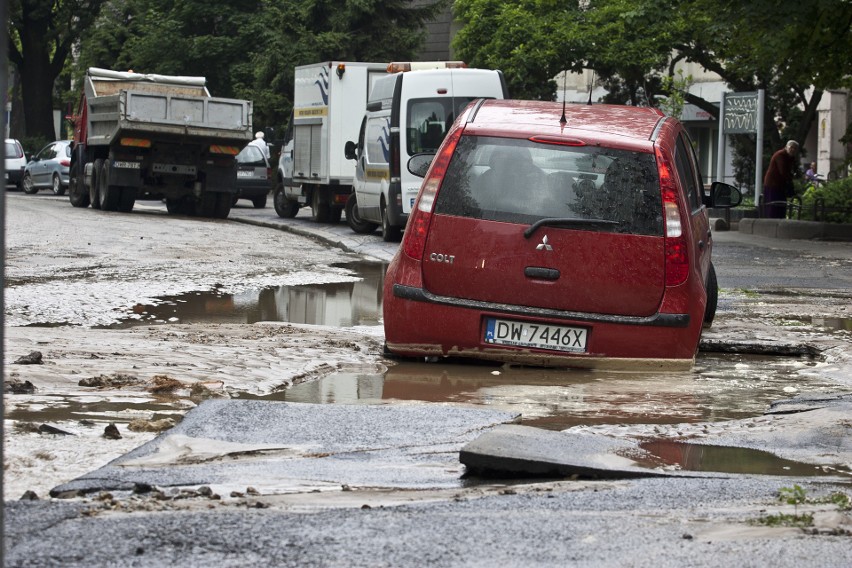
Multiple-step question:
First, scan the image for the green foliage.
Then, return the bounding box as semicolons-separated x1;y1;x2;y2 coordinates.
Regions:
71;0;444;135
799;178;852;224
753;485;852;528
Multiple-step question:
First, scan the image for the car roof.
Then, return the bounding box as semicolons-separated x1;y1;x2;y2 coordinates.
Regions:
465;99;668;151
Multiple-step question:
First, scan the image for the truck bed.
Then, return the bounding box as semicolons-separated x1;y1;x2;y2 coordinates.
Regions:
84;69;252;147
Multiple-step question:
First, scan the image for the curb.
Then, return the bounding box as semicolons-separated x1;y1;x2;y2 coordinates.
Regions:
737;218;852;241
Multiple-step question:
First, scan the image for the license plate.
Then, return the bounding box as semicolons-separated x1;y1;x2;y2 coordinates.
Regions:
237;170;254;178
484;318;588;353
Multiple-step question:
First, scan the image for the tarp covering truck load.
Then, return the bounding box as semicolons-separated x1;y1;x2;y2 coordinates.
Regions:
68;67;253;218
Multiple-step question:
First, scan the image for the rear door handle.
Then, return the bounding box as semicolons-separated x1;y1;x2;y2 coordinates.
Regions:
525;267;560;280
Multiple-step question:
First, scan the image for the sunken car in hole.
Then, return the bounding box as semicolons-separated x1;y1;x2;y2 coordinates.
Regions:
382;99;740;369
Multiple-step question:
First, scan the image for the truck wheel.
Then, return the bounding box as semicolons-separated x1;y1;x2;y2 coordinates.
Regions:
52;174;66;196
22;173;37;195
213;193;232;219
90;159;103;209
329;206;342;224
68;163;90;208
98;160;121;211
118;187;137;213
311;188;331;223
166;197;187;215
381;200;402;242
252;195;267;209
703;262;718;328
273;185;299;218
345;193;379;234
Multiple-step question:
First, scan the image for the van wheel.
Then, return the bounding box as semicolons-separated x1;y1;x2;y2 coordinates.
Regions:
68;163;90;208
273;184;299;218
381;201;402;242
346;193;379;234
311;188;331;223
703;262;718;328
252;195;267;209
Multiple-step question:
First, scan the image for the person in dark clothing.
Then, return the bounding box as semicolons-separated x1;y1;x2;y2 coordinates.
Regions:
762;140;799;218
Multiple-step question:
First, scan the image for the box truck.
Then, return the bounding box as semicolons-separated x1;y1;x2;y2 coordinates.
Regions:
343;62;509;240
273;61;387;222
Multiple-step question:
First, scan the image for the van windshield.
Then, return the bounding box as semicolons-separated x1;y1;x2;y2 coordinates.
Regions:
433;135;664;236
406;97;478;154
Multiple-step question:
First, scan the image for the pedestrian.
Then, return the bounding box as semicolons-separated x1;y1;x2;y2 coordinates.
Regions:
249;131;270;160
762;140;799;219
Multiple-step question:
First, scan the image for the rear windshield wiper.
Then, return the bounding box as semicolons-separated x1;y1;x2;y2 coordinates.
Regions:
524;217;620;238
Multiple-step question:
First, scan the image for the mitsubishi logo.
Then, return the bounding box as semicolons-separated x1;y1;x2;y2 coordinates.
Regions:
536;235;553;251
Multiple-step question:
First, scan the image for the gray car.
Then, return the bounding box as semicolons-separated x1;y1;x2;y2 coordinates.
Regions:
22;140;72;195
233;143;271;208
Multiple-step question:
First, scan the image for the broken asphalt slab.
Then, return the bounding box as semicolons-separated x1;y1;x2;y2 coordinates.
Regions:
50;399;519;497
460;394;852;480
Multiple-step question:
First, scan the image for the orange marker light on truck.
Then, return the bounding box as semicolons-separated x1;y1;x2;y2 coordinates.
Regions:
209;145;240;155
120;137;152;148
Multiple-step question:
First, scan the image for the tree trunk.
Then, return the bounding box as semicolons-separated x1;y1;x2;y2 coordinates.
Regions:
18;22;59;140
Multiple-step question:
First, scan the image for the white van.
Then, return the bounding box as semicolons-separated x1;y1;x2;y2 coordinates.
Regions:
344;63;508;240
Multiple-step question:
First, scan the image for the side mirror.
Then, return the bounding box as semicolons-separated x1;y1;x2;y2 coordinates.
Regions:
407;153;435;178
705;182;742;208
344;141;357;160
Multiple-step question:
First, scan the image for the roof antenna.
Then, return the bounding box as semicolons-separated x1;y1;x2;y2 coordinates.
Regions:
587;69;595;105
560;70;568;125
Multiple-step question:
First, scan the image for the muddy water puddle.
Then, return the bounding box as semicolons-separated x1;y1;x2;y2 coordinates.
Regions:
634;440;852;477
104;261;386;328
238;352;841;430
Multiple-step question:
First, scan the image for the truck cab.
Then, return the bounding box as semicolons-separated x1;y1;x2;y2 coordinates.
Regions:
345;63;509;241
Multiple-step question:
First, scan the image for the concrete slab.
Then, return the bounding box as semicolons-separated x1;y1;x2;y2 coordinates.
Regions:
50;400;519;497
459;425;673;479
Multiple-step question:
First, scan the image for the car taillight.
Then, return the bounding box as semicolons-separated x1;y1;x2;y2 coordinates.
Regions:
60;159;71;167
656;147;688;287
402;126;464;260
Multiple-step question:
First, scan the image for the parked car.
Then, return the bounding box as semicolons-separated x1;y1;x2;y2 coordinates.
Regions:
233;143;271;208
22;140;72;195
383;99;741;369
4;138;27;190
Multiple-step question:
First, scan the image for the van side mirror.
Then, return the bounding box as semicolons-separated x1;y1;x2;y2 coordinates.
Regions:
705;182;742;208
407;153;435;178
344;141;357;160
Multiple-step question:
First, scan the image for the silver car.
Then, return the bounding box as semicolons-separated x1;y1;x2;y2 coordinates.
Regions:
23;140;72;195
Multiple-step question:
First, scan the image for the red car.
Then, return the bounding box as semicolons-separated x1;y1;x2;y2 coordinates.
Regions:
383;99;741;369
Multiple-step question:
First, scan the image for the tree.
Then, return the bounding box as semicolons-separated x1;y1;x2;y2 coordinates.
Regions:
453;0;852;171
8;0;108;140
250;0;446;132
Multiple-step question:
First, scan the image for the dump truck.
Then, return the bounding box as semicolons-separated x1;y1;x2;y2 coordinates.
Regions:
68;67;253;218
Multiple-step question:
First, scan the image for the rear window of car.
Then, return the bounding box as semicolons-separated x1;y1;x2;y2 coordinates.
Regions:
433;135;663;236
236;145;265;166
5;141;24;158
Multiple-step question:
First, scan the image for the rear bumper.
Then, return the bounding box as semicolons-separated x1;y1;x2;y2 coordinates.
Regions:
385;284;702;365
